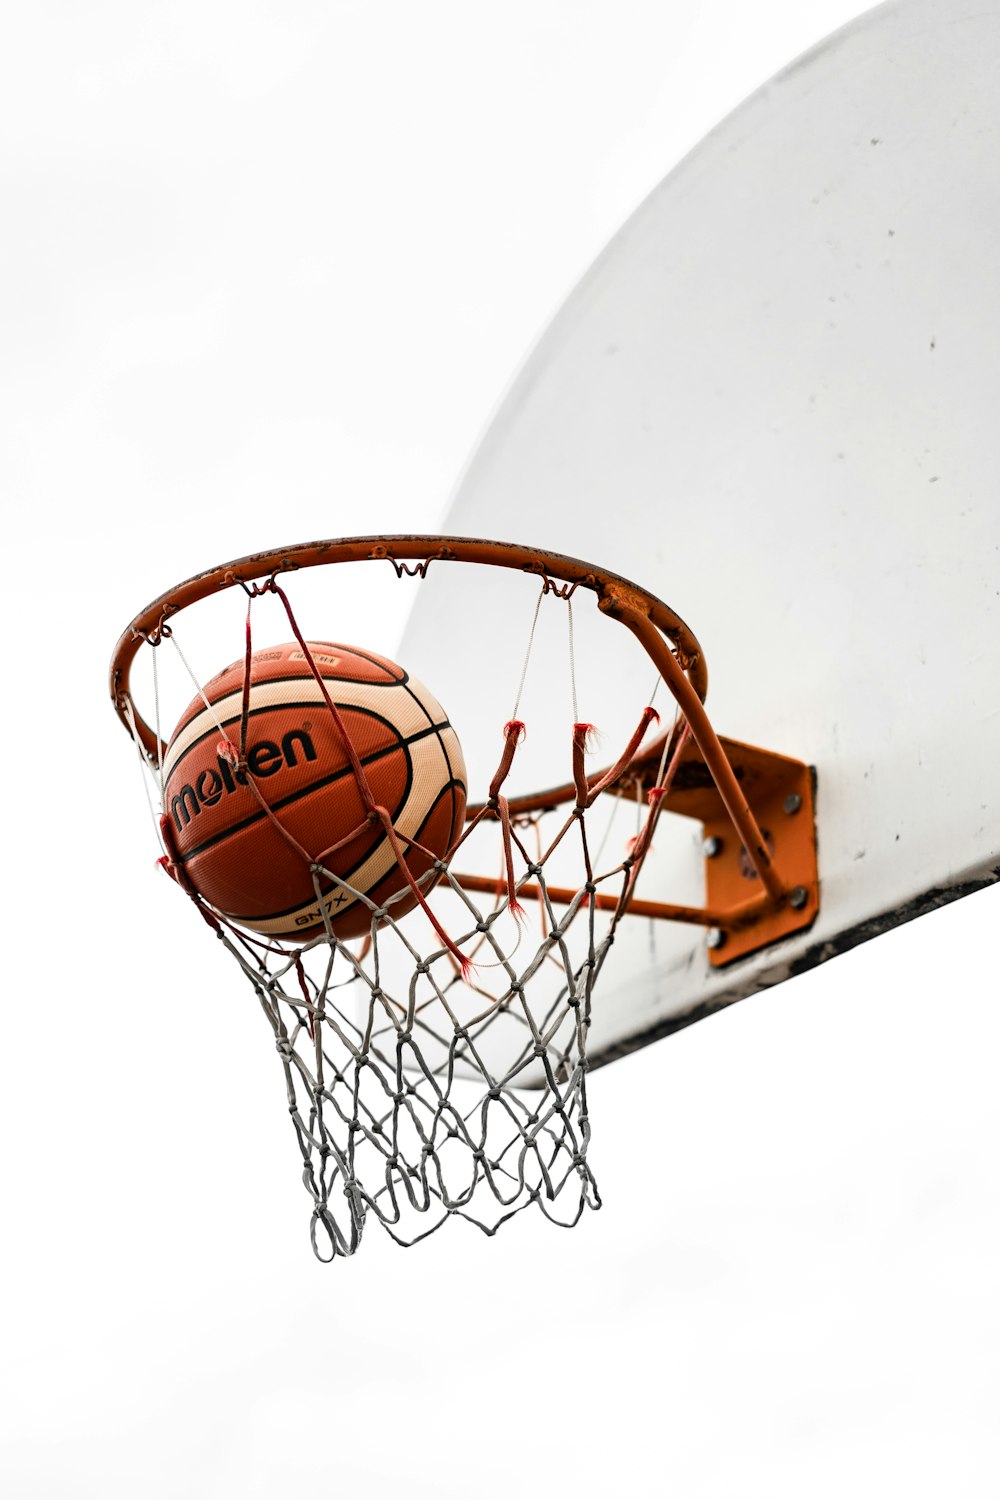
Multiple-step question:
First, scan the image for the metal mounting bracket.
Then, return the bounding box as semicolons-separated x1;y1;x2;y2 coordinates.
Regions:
620;735;819;966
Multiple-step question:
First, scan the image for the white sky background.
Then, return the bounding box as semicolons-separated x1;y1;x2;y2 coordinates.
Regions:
3;2;999;1496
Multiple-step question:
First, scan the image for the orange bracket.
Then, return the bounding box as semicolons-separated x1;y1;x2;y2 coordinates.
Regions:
619;735;819;966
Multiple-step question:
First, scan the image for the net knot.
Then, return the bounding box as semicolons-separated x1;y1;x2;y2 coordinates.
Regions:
216;738;241;769
572;722;600;755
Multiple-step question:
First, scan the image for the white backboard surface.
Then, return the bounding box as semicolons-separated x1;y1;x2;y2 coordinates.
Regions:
400;0;1000;1063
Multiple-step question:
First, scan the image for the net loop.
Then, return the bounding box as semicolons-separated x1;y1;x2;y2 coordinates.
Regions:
226;559;299;596
368;543;455;578
530;569;596;601
131;606;175;647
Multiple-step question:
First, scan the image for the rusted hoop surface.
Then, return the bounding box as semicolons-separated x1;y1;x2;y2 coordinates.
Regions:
108;534;707;763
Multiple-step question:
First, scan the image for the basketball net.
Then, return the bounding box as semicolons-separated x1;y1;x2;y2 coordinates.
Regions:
116;544;697;1260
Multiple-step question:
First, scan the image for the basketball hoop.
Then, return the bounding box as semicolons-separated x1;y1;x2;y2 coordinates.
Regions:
110;535;818;1259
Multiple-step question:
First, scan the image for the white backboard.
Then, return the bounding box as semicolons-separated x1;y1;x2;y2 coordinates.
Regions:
400;0;1000;1063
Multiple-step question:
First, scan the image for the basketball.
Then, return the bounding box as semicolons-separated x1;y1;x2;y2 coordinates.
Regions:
161;641;467;940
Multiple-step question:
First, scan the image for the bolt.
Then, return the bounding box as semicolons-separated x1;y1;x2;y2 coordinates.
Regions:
789;885;809;910
703;835;723;858
706;927;727;951
783;792;802;815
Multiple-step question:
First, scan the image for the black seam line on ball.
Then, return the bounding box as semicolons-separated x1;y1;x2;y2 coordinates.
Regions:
229;775;468;924
192;655;407;709
216;741;417;910
400;678;464;853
